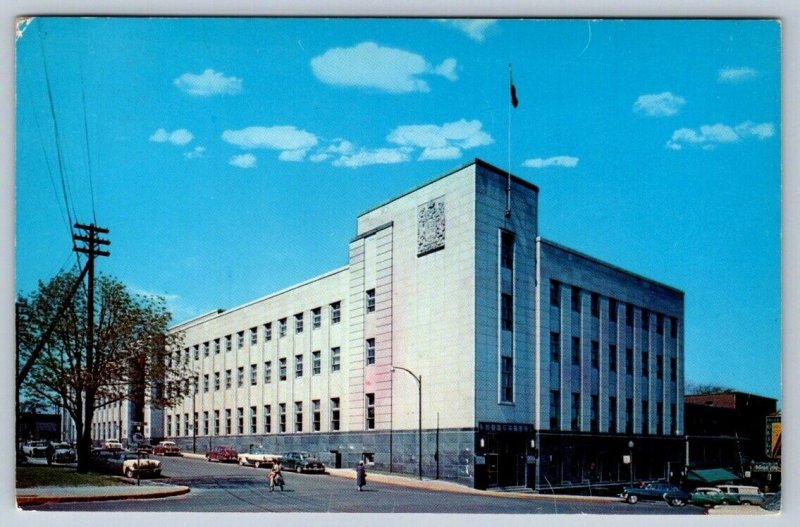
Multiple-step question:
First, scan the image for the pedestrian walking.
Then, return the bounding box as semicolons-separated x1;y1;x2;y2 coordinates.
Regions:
45;442;55;465
356;461;367;491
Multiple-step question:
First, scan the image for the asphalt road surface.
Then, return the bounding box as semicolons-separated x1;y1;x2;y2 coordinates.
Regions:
25;456;705;514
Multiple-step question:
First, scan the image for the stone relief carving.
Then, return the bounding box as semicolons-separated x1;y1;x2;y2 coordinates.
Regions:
417;197;445;256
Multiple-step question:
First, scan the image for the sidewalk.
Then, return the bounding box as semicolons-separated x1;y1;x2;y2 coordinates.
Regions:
16;481;190;507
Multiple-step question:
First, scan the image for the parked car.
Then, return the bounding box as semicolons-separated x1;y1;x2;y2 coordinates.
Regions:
621;482;691;506
238;445;281;468
90;448;120;472
108;452;162;478
206;445;239;463
134;442;153;454
51;442;77;463
690;487;741;507
22;440;49;457
153;440;182;456
715;485;764;506
103;440;125;450
281;451;326;473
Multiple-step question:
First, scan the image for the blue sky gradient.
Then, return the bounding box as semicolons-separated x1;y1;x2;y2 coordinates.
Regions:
15;18;781;402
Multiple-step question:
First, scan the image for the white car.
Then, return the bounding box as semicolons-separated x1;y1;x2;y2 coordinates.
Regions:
22;441;49;457
112;452;162;478
238;446;281;468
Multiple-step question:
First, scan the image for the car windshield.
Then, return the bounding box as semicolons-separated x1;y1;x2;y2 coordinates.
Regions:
54;443;71;449
250;447;266;453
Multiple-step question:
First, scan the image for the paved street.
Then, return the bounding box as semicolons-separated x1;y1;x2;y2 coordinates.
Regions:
21;455;704;514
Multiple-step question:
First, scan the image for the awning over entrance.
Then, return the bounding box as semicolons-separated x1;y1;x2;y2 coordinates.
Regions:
686;468;740;485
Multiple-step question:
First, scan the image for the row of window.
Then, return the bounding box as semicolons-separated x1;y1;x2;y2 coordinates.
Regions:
550;280;679;338
166;394;377;436
549;390;678;435
549;333;678;381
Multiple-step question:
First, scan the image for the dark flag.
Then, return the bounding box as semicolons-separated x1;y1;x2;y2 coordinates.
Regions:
509;66;519;108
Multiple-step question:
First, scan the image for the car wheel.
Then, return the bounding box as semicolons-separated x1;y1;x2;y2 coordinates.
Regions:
254;461;261;469
721;499;729;506
627;494;639;504
125;468;134;478
670;498;686;507
239;458;245;466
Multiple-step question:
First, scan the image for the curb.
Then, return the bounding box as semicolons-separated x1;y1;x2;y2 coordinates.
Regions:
16;485;191;507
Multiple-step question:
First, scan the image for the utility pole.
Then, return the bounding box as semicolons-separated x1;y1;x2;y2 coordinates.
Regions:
73;223;110;468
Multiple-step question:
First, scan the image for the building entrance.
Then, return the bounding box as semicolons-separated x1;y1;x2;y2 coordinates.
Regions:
478;422;533;488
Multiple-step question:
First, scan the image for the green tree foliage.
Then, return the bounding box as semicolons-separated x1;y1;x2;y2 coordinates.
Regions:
17;268;184;471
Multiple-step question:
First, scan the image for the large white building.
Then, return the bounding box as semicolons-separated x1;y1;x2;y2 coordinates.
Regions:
107;159;685;490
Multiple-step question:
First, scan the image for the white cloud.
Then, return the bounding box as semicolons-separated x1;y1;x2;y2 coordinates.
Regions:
387;119;493;160
718;67;758;83
522;156;580;169
666;121;774;150
149;128;194;146
310;42;457;93
183;146;206;160
633;92;686;117
229;153;256;168
222;126;319;161
332;148;410;168
439;19;497;42
173;69;242;96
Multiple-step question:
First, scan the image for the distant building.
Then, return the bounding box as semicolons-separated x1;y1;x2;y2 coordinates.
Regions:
98;159;687;490
18;412;60;443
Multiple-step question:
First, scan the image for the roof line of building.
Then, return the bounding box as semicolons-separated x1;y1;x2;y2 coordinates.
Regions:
357;158;538;218
169;265;350;331
537;237;684;295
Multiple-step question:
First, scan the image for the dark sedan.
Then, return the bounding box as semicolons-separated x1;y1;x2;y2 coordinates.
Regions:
281;451;326;473
206;445;239;463
622;482;691;506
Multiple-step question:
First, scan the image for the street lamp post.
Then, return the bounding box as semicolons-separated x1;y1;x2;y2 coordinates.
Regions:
391;365;422;480
628;440;635;486
192;374;198;454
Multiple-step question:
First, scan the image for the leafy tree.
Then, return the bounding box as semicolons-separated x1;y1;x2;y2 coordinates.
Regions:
685;382;735;395
17;268;184;472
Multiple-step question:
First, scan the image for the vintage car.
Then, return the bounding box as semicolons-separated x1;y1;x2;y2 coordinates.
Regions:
90;448;120;472
281;451;326;473
109;452;163;478
715;485;765;506
134;442;154;454
103;440;125;450
153;440;182;456
22;440;49;457
237;445;281;468
206;445;239;463
621;482;691;506
690;487;742;507
51;442;77;463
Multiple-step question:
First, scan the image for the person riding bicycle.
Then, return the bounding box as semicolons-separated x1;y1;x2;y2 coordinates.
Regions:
269;462;284;492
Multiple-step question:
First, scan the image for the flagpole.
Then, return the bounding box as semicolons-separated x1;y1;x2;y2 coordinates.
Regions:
506;64;513;218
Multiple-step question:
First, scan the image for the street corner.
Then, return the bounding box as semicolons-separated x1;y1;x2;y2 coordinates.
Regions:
16;484;191;507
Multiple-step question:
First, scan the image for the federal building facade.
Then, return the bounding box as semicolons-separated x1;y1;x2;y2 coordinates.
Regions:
148;159;685;491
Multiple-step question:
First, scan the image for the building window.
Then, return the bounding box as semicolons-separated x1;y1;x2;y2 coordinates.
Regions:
225;335;232;352
250;364;258;385
264;361;272;384
609;299;618;322
264;322;272;341
237;366;244;387
642;352;649;377
330;398;340;431
657;402;664;434
550;280;560;307
214;372;221;391
656;314;664;335
366;289;376;313
214;338;220;354
591;293;599;318
550;332;560;363
609;344;618;373
250;327;258;345
312;400;321;432
166;416;172;437
331;347;341;372
365;338;375;366
670;357;677;382
591;340;599;369
295;354;304;378
501;293;513;331
203;374;210;393
670;404;677;434
279;358;287;381
642;401;650;434
295;313;304;334
279;318;287;337
249;406;257;434
225;369;232;389
279;404;286;433
625;399;633;434
609;397;617;433
501;230;515;269
571;336;581;366
550;390;561;429
365;393;375;430
214;410;220;436
264;405;272;434
571;393;581;430
312;351;321;375
625;304;634;326
626;347;633;375
590;395;599;432
571;287;581;313
193;345;199;361
670;316;678;339
312;307;322;328
294;401;303;433
225;409;232;435
203;341;209;357
501;356;514;402
642;309;650;331
330;302;341;324
237;331;245;349
657;354;664;380
203;411;209;436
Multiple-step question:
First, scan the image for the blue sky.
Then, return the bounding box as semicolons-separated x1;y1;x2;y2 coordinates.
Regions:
15;18;781;402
